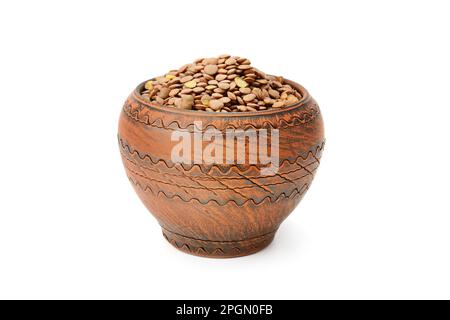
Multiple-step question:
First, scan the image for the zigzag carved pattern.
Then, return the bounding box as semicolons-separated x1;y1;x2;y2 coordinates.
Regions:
118;137;324;176
123;95;320;131
120;137;322;205
124;158;313;190
162;230;275;257
162;233;239;256
128;176;309;207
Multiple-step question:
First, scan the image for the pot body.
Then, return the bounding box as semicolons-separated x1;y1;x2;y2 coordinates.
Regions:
118;80;324;258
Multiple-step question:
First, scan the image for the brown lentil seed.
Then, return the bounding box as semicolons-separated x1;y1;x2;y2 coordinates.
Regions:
221;97;231;104
227;91;237;100
239;87;251;94
209;99;223;110
268;89;280;99
225;58;236;65
193;87;205;93
204;64;218;75
169;88;180;97
215;74;227;81
180;88;193;94
218;82;230;90
158;87;170;99
272;101;285;108
238;64;251;70
180;75;193;83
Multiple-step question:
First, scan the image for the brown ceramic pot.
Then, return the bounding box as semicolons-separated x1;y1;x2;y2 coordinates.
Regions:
118;79;324;258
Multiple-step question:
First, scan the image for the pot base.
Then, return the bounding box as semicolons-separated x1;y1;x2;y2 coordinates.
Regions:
162;228;276;258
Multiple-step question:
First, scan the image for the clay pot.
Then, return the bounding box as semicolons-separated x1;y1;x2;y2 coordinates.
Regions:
118;79;324;258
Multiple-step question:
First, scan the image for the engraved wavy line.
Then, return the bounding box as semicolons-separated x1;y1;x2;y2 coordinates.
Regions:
129;176;308;207
163;234;242;255
163;233;240;256
126;164;311;192
125;109;319;130
129;113;319;130
122;149;318;181
163;228;276;244
123;101;320;131
126;165;312;191
123;152;316;182
121;143;321;176
154;184;309;206
163;228;277;254
119;137;324;175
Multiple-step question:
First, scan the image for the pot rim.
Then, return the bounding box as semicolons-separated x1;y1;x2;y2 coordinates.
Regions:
133;78;312;118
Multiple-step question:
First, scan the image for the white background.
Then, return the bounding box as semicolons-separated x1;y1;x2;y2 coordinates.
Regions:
0;0;449;299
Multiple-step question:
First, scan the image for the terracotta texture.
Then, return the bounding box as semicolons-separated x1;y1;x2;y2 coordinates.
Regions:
118;79;324;258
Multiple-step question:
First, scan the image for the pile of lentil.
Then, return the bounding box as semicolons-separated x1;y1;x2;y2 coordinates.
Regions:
141;55;302;112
